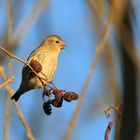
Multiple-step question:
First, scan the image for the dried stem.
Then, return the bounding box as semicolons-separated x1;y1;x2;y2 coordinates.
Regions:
105;120;114;140
104;104;122;119
4;93;11;140
0;76;14;89
0;66;35;140
64;5;113;140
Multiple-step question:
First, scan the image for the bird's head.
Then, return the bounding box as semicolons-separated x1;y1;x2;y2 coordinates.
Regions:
43;35;65;51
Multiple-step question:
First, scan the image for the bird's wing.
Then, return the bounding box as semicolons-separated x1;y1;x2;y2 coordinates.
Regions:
27;40;46;61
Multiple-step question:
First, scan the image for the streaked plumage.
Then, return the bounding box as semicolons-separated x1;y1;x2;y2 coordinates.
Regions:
11;35;65;101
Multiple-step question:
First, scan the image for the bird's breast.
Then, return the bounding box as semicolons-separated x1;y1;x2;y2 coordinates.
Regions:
28;50;58;86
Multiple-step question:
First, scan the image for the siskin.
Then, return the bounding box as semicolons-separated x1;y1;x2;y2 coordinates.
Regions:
11;35;65;101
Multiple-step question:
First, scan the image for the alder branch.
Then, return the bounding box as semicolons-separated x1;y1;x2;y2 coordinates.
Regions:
0;46;48;81
104;103;122;119
104;103;122;140
0;46;64;94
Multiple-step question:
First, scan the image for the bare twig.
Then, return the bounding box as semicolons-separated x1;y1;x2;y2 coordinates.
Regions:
64;5;113;140
104;103;122;140
104;104;122;119
0;66;35;140
4;93;11;140
105;120;114;140
0;46;48;82
0;76;14;89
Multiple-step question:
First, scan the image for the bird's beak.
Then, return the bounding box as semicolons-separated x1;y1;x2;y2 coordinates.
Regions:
61;41;66;49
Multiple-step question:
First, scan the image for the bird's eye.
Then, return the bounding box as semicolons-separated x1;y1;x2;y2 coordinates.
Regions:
55;40;59;43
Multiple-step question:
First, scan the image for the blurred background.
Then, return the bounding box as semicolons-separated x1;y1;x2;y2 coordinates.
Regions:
0;0;140;140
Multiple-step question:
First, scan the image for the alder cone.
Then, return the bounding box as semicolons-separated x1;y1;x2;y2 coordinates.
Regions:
63;92;79;102
51;90;63;107
43;101;52;115
30;60;42;73
51;97;63;108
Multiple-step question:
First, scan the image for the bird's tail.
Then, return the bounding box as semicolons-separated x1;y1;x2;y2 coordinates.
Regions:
11;89;24;102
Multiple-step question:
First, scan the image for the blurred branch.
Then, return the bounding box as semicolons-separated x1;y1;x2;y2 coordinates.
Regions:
103;45;121;139
7;0;13;46
104;104;122;119
64;5;113;140
0;46;42;78
104;103;122;140
0;66;35;140
103;45;121;101
87;0;105;23
105;121;114;140
0;76;14;89
13;0;51;45
0;46;30;64
110;0;139;69
4;0;14;139
112;1;138;139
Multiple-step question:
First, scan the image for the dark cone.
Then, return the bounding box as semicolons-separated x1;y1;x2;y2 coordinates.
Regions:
43;100;52;115
51;96;63;108
63;92;79;102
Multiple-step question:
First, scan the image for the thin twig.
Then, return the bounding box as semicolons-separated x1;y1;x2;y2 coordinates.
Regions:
0;46;47;82
64;6;113;140
4;93;11;140
0;66;35;140
0;76;14;89
105;120;114;140
104;104;122;119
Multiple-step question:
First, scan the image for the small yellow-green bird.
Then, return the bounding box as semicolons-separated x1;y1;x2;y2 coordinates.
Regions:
11;35;65;101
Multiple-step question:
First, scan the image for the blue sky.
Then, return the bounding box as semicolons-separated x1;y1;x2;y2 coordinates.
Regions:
0;0;140;140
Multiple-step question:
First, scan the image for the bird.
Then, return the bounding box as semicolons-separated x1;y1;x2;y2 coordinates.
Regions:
11;35;65;102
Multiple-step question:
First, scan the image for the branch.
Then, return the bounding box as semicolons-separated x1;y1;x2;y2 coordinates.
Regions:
7;0;13;46
0;46;62;94
104;104;122;119
64;4;113;140
105;120;114;140
4;0;14;139
0;66;35;140
0;46;48;82
0;76;14;89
